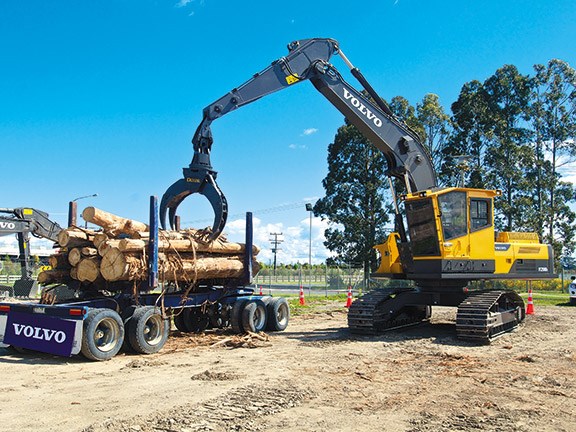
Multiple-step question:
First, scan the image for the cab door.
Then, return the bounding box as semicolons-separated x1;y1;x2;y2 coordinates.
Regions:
437;191;470;259
468;196;495;260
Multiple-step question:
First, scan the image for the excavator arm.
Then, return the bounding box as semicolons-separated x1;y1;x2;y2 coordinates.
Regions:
160;38;436;237
0;208;62;291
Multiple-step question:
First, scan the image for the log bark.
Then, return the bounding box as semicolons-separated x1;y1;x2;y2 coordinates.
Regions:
100;248;141;282
100;248;256;282
92;232;109;248
81;247;98;257
70;266;79;281
68;248;82;266
98;240;120;257
117;238;260;255
76;257;101;283
58;228;96;248
38;269;72;285
132;229;199;240
49;253;71;269
82;207;148;236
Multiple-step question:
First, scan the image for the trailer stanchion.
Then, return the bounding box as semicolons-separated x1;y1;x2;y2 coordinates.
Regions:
244;212;253;286
148;196;159;290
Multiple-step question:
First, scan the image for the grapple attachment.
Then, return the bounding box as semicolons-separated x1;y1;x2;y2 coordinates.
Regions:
159;166;228;240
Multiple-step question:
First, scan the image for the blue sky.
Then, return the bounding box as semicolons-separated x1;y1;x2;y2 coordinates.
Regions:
1;1;575;264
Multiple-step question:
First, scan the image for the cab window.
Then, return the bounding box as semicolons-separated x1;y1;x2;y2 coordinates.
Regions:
438;191;467;240
405;198;441;256
470;198;491;231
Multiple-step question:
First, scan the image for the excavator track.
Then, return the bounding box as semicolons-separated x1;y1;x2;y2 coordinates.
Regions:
348;288;430;335
456;290;525;343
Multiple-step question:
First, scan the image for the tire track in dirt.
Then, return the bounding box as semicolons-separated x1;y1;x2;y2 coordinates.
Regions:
82;380;314;432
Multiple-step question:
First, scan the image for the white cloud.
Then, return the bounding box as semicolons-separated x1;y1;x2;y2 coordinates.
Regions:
0;236;57;256
223;216;334;265
288;144;307;150
175;0;193;7
302;128;318;136
546;149;576;184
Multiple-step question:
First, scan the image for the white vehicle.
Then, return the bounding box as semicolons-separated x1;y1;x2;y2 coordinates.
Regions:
569;278;576;305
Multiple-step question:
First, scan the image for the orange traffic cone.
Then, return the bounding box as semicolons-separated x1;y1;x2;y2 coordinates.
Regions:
526;287;535;315
299;284;305;306
345;284;353;308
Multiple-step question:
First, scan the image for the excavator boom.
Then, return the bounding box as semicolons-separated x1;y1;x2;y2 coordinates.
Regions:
0;208;63;297
160;38;436;235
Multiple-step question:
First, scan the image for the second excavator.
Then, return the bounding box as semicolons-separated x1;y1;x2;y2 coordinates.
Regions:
159;38;555;342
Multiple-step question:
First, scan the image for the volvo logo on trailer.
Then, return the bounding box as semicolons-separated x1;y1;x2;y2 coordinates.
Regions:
3;310;76;356
0;222;16;229
12;323;67;343
342;88;383;128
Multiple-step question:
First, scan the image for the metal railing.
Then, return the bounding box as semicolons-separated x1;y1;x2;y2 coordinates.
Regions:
0;275;21;284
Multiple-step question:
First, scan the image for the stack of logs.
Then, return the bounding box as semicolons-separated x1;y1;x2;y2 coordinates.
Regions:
39;207;259;291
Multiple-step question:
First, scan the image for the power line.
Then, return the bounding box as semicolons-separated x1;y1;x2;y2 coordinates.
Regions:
182;200;316;225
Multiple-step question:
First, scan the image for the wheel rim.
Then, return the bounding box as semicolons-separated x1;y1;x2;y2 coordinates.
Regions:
276;303;289;326
143;314;163;346
93;317;121;352
253;305;266;329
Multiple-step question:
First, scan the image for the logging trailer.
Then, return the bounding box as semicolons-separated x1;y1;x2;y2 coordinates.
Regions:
0;200;290;361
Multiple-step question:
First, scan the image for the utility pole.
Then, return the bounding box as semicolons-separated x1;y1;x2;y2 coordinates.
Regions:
269;232;283;277
305;203;313;296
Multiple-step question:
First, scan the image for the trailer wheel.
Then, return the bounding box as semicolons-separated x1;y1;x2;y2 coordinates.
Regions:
81;308;124;361
242;300;267;333
230;299;248;333
266;297;290;331
184;308;210;333
173;309;188;332
127;306;170;354
209;304;227;328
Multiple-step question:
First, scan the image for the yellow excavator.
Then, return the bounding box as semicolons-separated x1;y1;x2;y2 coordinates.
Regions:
159;38;555;342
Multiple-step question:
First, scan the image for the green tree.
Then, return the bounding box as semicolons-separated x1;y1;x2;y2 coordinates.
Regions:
416;93;451;181
482;65;533;231
388;96;425;139
314;120;392;282
530;59;576;259
444;80;492;188
1;255;16;275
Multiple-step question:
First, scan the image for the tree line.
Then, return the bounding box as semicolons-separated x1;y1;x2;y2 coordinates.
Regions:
315;59;576;278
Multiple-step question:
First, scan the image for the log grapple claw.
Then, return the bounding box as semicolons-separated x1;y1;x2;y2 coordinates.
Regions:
159;166;228;240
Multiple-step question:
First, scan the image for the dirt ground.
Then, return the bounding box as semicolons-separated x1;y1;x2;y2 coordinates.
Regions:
1;303;575;432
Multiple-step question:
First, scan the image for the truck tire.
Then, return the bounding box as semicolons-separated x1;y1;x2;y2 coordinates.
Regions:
241;300;267;333
266;297;290;331
127;306;170;354
81;308;124;361
121;305;139;353
230;299;248;334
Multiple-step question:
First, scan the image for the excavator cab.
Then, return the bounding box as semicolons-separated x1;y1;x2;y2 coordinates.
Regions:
374;187;555;281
